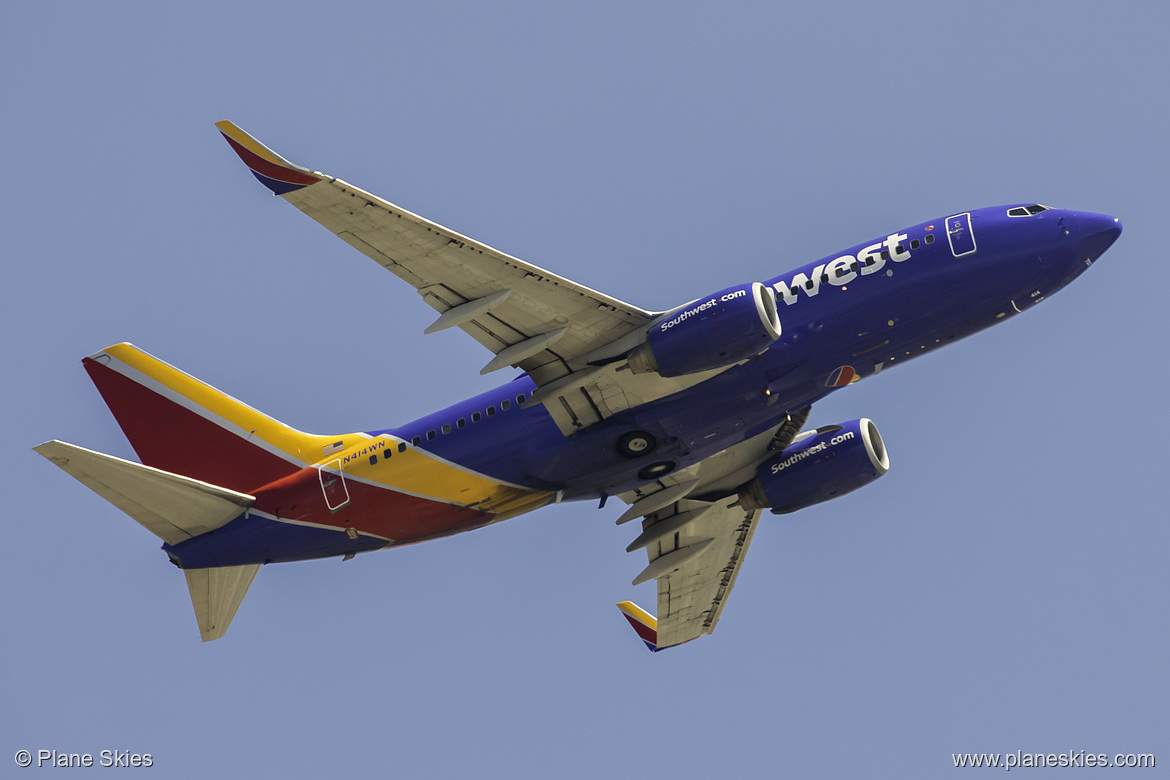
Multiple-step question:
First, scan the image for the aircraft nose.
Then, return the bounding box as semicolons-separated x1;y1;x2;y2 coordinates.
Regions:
1070;211;1122;262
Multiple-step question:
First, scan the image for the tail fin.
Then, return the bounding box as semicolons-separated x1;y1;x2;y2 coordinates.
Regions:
83;343;350;494
617;601;660;653
35;440;259;641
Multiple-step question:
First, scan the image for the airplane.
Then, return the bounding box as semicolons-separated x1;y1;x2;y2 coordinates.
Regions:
36;121;1122;650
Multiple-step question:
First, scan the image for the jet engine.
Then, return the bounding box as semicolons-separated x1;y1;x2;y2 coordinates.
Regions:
738;418;890;514
627;282;782;377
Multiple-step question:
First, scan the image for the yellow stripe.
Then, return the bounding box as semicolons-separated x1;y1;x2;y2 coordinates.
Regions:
617;600;657;630
214;120;298;169
336;436;552;516
104;343;355;462
104;343;553;512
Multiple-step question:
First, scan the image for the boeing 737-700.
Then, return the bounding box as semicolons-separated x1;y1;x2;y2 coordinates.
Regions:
36;122;1122;650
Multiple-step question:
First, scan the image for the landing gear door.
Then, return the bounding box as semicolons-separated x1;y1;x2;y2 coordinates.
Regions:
946;212;977;257
317;460;351;512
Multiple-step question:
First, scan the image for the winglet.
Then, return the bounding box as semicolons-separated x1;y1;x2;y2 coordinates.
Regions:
215;120;324;195
617;601;660;653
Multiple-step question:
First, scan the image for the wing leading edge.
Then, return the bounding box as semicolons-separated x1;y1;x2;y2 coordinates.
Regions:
217;122;651;370
215;121;749;436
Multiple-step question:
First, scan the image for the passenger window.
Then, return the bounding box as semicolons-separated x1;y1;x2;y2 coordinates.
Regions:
441;424;451;434
382;449;392;460
501;400;511;411
880;250;890;261
910;239;920;249
471;412;481;423
487;406;496;416
516;395;525;404
426;430;436;441
368;455;378;465
456;418;466;428
397;442;407;453
804;279;814;290
412;435;422;446
924;234;935;244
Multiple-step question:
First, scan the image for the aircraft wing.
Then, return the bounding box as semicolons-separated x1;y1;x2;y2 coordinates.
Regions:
613;409;808;650
216;121;654;391
630;496;763;649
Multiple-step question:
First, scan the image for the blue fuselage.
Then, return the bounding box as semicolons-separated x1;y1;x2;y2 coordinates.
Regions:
374;206;1120;502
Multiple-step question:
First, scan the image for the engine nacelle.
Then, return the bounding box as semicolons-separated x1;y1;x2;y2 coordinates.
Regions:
627;282;782;377
739;418;890;514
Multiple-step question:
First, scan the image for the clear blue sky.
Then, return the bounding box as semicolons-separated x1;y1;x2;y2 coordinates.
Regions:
3;2;1166;777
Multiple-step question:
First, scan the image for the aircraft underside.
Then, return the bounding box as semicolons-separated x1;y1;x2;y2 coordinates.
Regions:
37;121;1122;647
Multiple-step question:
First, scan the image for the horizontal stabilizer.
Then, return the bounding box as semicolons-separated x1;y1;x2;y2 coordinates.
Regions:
184;564;261;642
34;440;254;546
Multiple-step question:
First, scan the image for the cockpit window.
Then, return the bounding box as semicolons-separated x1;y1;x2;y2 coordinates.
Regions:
1008;204;1051;217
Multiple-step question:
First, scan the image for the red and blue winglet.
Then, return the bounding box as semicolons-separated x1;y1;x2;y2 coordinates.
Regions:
215;120;324;195
617;601;660;653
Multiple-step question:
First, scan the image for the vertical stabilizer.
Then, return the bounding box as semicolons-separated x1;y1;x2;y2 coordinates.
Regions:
82;343;355;493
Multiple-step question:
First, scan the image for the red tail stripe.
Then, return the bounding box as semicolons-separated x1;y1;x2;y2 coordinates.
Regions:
84;358;300;493
622;613;658;645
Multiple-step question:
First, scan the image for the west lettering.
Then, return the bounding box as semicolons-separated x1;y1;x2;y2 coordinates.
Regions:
857;242;886;275
774;264;826;305
885;232;912;262
826;255;856;286
772;231;916;305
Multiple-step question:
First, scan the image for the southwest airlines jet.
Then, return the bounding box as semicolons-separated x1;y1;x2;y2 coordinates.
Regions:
36;122;1122;650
